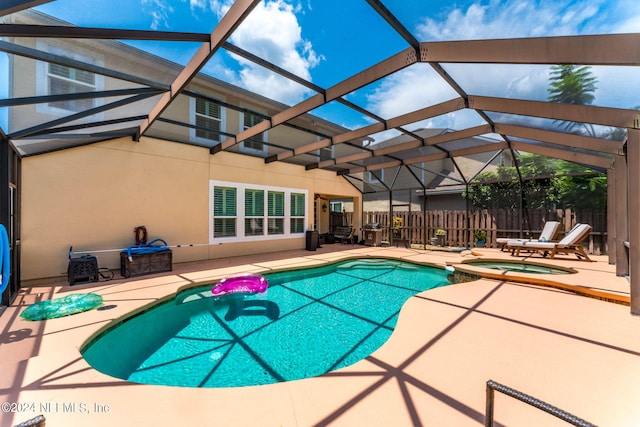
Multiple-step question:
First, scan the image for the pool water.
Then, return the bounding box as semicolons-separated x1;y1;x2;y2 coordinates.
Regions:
82;258;451;388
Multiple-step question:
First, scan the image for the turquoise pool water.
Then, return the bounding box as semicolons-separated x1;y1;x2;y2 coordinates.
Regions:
82;258;451;388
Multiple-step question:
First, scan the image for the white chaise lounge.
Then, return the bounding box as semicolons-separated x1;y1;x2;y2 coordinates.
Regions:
496;221;561;251
507;223;593;262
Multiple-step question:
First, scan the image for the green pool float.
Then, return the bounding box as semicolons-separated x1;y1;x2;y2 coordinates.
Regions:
21;293;103;321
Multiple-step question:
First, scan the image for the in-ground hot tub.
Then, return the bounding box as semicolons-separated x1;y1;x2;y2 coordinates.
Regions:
455;257;631;306
460;259;577;275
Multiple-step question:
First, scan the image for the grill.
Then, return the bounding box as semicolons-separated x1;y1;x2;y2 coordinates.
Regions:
362;223;382;246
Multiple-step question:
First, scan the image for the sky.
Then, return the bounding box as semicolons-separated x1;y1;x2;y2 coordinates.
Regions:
2;0;639;135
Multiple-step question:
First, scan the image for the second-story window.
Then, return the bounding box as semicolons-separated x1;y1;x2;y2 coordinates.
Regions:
47;63;96;112
37;44;103;116
319;146;333;162
195;98;223;142
240;111;267;155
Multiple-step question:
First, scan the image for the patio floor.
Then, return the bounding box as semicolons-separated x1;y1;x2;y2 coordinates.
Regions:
1;245;639;427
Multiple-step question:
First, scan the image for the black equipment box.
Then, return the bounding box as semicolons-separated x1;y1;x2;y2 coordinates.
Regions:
68;256;99;285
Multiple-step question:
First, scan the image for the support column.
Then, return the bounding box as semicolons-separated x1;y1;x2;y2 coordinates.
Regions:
0;138;7;227
614;155;629;277
0;134;9;307
607;166;616;264
628;129;640;315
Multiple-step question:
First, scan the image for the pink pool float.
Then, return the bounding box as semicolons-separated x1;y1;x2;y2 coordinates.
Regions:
211;274;268;297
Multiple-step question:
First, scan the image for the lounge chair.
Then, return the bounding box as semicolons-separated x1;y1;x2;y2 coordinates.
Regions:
507;223;593;261
496;221;561;251
333;226;355;244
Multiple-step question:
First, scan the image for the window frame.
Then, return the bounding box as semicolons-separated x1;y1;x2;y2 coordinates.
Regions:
190;96;227;145
36;41;104;117
267;190;285;235
290;192;306;234
209;180;308;244
329;200;343;213
244;188;265;237
239;110;268;155
212;186;237;238
318;145;333;162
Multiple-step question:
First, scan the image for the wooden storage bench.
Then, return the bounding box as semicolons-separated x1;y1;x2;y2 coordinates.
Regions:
120;250;172;278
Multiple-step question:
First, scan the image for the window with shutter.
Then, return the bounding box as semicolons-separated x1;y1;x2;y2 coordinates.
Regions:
241;112;267;154
36;43;103;116
213;186;236;237
209;181;306;243
195;98;223;142
290;193;305;233
47;62;96;112
318;146;333;162
268;191;284;235
244;189;264;236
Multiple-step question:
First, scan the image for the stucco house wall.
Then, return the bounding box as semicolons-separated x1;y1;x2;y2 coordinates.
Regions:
21;136;360;282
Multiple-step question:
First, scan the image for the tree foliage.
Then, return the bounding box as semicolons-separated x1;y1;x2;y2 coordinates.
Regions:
463;153;606;210
547;64;598;136
462;64;615;211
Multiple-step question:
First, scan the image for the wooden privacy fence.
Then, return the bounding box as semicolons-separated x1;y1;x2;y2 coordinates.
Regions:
361;208;607;254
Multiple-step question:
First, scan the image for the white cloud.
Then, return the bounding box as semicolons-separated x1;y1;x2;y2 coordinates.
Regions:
189;0;207;12
366;66;458;119
416;0;607;40
139;0;320;104
207;0;320;104
141;0;175;30
614;0;640;33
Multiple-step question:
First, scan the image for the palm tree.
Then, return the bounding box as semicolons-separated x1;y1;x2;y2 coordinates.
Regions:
547;65;598;136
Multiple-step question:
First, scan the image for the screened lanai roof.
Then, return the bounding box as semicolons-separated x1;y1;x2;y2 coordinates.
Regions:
1;0;639;194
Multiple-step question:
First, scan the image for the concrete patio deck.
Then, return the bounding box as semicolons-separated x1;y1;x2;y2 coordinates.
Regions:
1;245;638;427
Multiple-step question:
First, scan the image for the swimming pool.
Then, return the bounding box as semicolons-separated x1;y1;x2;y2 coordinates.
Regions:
82;258;451;388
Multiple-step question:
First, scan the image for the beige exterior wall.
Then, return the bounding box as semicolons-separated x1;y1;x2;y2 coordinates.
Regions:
21;136;360;282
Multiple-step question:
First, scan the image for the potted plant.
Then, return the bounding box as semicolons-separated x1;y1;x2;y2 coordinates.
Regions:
435;228;446;246
392;216;403;238
474;229;487;247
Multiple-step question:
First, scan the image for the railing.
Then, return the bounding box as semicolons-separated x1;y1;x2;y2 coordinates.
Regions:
485;380;596;427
